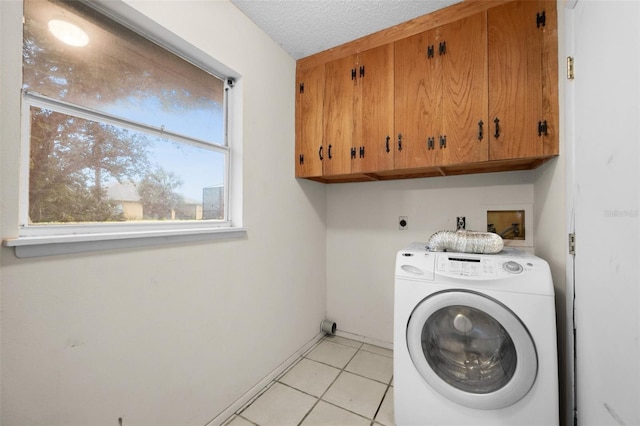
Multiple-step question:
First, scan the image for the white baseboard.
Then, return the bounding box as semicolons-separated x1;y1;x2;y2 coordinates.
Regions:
206;332;325;426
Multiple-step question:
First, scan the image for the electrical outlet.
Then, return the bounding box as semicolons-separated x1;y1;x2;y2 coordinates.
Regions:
456;216;466;230
399;216;408;230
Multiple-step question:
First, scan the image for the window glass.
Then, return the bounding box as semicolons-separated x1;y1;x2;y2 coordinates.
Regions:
22;0;228;226
29;106;225;223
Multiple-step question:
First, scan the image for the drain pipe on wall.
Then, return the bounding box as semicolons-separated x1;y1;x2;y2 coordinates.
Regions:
321;319;337;335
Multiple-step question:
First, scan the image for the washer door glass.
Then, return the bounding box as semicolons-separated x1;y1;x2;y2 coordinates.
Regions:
423;305;517;393
406;290;537;410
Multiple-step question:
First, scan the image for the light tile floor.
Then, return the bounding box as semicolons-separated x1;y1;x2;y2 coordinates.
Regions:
224;335;394;426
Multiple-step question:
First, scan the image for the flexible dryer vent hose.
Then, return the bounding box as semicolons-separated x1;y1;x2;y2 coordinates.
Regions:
427;230;504;254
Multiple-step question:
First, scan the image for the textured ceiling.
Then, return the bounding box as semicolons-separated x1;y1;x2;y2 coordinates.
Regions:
230;0;462;60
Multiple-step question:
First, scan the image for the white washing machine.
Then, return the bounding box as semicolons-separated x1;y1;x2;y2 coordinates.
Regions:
394;243;558;426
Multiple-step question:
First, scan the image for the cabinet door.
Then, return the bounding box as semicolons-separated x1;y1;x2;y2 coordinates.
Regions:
440;12;488;165
324;54;356;176
488;1;544;160
395;28;442;169
352;44;395;173
295;65;324;178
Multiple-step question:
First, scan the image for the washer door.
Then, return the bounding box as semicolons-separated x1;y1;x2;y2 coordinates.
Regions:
406;290;537;410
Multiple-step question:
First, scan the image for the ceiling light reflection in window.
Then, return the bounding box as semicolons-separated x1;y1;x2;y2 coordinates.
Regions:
48;19;89;47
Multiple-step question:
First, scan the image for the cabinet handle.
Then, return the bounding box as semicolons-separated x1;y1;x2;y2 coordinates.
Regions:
328;144;333;159
359;66;365;78
386;136;390;153
439;135;447;149
351;147;356;159
351;69;356;80
397;133;403;151
478;120;484;141
299;154;304;165
359;146;365;158
318;146;323;160
494;118;501;139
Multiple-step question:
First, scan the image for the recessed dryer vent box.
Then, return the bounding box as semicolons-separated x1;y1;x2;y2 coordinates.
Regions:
482;204;533;248
487;210;525;240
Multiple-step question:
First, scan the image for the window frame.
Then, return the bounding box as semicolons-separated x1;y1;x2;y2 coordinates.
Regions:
3;0;245;257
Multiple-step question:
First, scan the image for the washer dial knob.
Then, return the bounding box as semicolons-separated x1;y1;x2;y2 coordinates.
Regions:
503;261;523;274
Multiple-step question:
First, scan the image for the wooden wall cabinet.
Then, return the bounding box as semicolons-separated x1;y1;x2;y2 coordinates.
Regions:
295;64;324;178
323;44;394;177
488;0;559;161
295;0;558;183
394;12;488;170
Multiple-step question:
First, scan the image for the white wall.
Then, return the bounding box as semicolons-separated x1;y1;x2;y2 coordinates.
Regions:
326;171;539;345
0;1;327;425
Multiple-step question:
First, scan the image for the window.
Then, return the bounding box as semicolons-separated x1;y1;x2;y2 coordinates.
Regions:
20;0;235;238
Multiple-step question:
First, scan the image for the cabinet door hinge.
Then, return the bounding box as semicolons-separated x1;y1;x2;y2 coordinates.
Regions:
538;120;548;137
567;56;575;80
427;45;435;58
438;41;447;55
536;10;546;28
569;233;576;255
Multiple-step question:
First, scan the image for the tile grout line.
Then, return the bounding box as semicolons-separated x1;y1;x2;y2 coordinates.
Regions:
371;379;393;426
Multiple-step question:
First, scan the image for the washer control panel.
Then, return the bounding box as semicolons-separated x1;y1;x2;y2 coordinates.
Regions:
396;243;541;281
437;255;497;278
435;254;536;279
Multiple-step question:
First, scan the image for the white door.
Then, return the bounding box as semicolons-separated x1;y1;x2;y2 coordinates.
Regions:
569;1;640;424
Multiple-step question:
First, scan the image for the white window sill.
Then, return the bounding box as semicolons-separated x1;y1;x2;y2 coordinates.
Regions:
3;227;247;258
